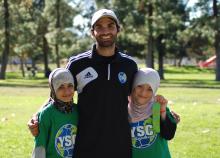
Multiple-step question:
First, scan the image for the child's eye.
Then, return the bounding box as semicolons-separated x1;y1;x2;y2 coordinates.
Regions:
68;84;74;88
147;87;153;92
58;86;65;90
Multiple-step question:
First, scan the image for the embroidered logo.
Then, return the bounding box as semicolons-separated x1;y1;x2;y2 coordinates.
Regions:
130;119;157;149
76;67;98;93
118;72;127;84
84;72;93;79
55;124;77;158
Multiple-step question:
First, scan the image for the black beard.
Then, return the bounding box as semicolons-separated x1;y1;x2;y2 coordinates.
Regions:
97;40;115;47
96;35;117;47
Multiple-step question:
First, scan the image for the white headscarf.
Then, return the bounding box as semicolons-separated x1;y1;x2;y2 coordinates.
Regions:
49;68;74;94
48;68;74;113
128;68;160;123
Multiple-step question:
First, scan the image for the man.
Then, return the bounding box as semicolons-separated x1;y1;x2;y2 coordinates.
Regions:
28;9;138;158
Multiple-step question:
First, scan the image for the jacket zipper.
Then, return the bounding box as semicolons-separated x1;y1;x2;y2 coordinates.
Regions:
108;64;110;80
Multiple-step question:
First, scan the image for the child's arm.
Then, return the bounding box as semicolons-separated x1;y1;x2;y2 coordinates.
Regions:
160;108;177;140
155;95;177;140
155;95;167;120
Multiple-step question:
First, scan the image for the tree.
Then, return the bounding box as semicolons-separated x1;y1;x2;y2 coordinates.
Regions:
213;0;220;81
189;0;220;81
44;0;80;68
55;0;61;67
0;0;10;79
146;1;154;68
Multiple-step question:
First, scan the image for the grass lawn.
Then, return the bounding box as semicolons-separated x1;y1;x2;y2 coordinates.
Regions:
0;66;220;158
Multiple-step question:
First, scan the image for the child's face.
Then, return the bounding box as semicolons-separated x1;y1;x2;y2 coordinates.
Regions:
131;84;153;106
56;83;74;102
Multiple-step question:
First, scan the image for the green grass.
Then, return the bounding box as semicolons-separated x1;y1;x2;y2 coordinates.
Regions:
0;87;49;157
0;66;220;158
158;87;220;158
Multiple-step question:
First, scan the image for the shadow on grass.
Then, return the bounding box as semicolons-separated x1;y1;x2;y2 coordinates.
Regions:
161;79;220;89
164;66;215;74
0;78;48;88
0;82;48;88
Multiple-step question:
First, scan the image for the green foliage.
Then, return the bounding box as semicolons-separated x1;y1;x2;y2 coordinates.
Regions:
1;0;220;79
0;0;82;72
94;0;191;62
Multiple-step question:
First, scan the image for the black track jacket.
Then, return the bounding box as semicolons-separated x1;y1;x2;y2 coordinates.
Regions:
67;45;138;158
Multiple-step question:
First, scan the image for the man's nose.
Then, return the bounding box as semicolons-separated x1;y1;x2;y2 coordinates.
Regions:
101;27;110;34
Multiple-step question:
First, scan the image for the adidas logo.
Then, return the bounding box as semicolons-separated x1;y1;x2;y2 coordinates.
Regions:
84;72;93;79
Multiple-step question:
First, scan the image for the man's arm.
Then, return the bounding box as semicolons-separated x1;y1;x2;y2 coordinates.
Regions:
27;98;51;136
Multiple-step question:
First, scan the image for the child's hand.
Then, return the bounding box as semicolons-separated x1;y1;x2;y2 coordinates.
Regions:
155;95;168;111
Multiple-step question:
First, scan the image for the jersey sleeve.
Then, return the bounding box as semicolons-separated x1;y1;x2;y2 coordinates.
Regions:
160;107;177;140
35;106;51;148
32;146;46;158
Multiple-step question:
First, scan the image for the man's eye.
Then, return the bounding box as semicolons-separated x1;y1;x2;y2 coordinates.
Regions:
109;24;115;28
95;25;102;30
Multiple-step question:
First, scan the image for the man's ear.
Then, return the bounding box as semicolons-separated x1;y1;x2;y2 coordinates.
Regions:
117;25;121;33
90;29;95;38
117;26;120;33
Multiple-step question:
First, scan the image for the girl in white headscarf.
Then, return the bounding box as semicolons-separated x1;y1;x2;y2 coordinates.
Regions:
129;68;178;158
32;68;78;158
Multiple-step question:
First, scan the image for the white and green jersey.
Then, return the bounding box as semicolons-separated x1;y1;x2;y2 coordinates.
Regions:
131;108;176;158
35;103;78;158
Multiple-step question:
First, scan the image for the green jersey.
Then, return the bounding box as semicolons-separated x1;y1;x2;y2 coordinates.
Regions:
35;103;78;158
131;109;173;158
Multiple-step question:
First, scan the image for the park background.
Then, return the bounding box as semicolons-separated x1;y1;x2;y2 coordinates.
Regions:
0;0;220;158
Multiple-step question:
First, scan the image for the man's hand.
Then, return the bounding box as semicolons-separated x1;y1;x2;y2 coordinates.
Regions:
171;111;180;124
27;115;39;137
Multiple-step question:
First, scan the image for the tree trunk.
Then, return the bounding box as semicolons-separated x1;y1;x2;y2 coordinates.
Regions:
173;57;177;66
31;57;36;77
0;0;10;79
213;0;220;81
19;54;25;77
146;3;154;68
178;56;183;67
215;41;220;81
43;36;50;77
156;34;165;80
55;0;60;68
55;44;60;67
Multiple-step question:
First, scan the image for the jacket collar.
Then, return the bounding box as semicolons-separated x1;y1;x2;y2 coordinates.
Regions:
89;44;122;63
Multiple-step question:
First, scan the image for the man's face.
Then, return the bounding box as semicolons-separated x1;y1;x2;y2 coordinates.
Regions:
91;17;118;47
